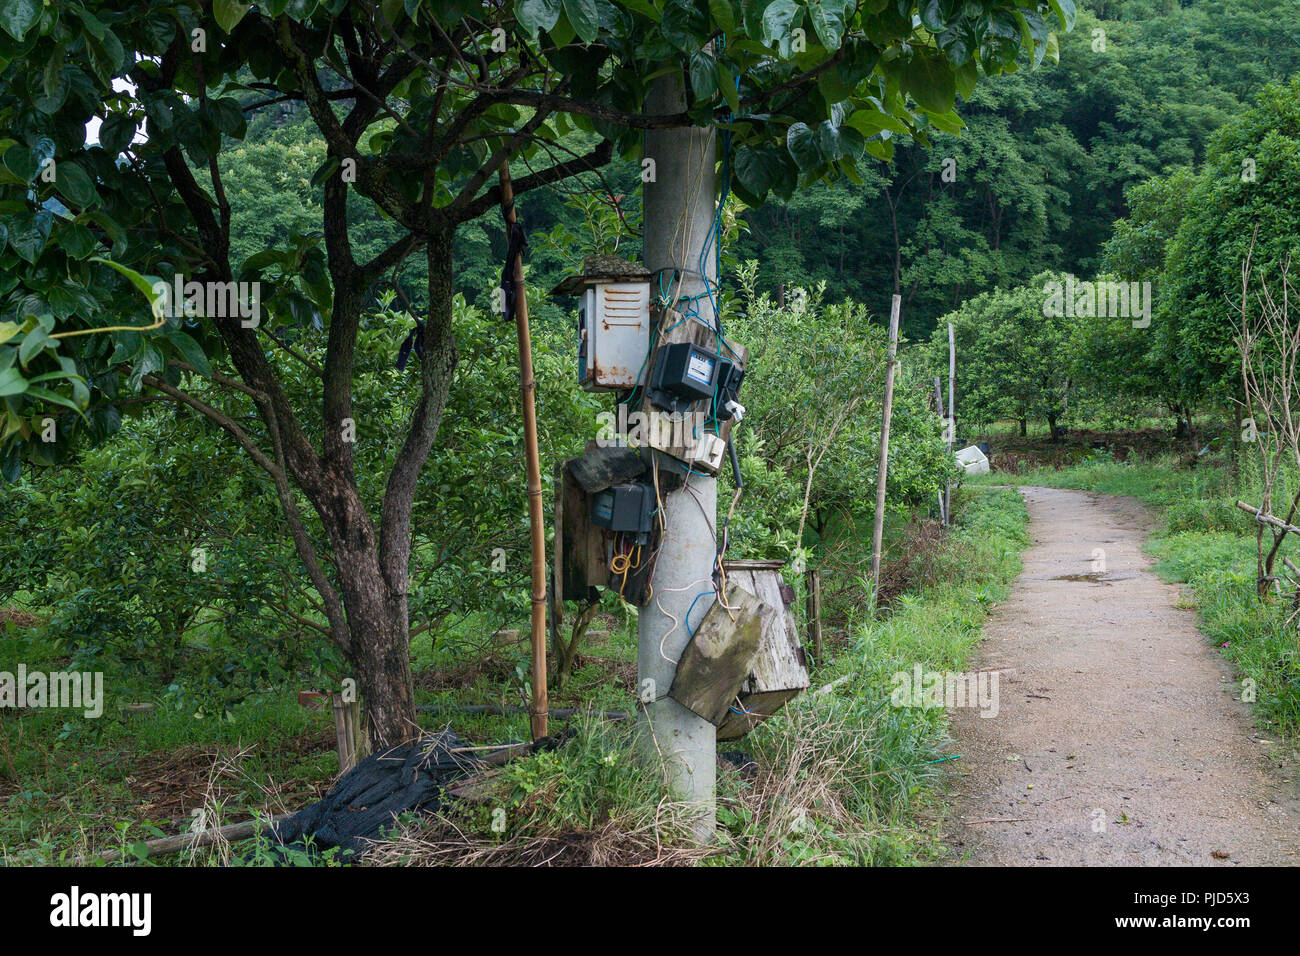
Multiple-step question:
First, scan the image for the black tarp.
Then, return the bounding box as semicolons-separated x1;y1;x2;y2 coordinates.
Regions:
263;729;480;862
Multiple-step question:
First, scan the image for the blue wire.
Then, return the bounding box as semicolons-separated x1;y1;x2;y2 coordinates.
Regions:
685;590;714;637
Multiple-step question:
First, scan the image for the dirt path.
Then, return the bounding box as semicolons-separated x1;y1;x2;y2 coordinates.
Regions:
948;486;1300;866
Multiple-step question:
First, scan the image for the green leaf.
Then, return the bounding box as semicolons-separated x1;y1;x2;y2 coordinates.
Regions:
920;108;964;134
1047;0;1075;31
54;162;97;208
734;145;787;195
7;209;52;263
98;113;136;155
0;366;27;397
85;30;125;83
18;325;49;365
919;0;945;33
0;0;40;41
806;0;848;50
761;0;799;47
689;50;719;101
953;57;977;99
661;0;709;50
0;445;19;483
24;386;84;415
563;0;600;42
816;120;864;162
517;0;562;36
3;137;53;184
786;122;822;171
211;98;247;139
0;321;20;345
708;0;736;31
1043;32;1060;66
901;50;956;113
57;222;96;259
42;43;64;100
846;107;908;136
718;61;741;114
92;257;166;319
214;0;252;33
127;344;164;392
165;332;212;377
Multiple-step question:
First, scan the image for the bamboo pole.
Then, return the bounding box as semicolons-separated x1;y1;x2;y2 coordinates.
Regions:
870;295;902;599
498;163;548;741
1235;499;1300;536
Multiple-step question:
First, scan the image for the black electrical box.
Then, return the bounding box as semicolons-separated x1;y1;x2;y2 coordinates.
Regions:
589;483;654;544
713;356;744;420
649;342;718;414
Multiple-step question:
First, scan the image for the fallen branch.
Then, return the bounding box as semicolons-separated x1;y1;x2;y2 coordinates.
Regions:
68;812;293;866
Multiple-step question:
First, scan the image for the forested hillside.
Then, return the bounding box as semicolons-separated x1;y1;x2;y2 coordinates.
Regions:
210;0;1300;341
737;0;1300;334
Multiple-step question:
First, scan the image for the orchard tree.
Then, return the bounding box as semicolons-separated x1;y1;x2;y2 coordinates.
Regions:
1155;75;1300;415
0;0;1063;745
930;271;1074;435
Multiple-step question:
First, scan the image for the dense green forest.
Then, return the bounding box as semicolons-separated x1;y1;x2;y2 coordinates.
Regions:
212;0;1300;385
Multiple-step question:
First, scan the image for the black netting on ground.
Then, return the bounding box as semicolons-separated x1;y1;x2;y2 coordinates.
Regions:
262;729;480;862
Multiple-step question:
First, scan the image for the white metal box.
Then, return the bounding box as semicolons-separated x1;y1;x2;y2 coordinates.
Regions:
578;281;651;391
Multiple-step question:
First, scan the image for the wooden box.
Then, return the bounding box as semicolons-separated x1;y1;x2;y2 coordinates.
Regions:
715;559;811;740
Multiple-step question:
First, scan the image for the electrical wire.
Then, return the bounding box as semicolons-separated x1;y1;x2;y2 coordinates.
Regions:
651;576;716;665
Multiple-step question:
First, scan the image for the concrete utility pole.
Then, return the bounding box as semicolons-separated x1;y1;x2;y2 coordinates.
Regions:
638;73;718;838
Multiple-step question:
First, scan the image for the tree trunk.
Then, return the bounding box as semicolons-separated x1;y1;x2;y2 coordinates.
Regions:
1019;418;1027;437
349;593;417;747
286;230;458;751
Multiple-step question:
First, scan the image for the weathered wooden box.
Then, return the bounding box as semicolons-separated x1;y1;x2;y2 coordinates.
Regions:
715;559;811;740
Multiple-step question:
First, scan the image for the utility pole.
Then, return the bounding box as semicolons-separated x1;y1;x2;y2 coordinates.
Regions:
638;73;718;839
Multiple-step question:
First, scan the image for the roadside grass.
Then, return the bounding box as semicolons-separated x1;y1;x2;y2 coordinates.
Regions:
969;450;1300;737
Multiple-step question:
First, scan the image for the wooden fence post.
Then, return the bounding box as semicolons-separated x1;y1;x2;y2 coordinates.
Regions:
870;295;902;601
331;693;369;774
934;375;948;525
805;567;823;660
945;322;955;523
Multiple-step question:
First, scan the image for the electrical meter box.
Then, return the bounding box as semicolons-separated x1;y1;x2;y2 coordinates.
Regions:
553;256;655;393
577;282;651;391
589;482;654;544
649;342;718;413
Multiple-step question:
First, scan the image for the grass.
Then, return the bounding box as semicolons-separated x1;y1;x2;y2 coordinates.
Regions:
4;486;1031;866
969;447;1300;737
